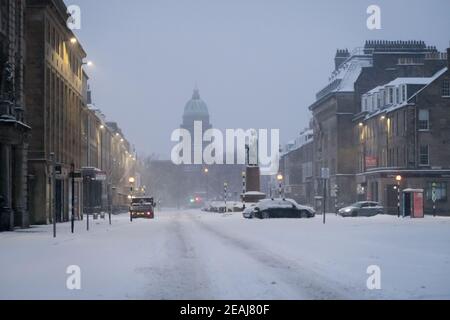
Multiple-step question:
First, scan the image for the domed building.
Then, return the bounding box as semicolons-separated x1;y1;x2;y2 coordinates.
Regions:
181;88;212;134
176;87;244;206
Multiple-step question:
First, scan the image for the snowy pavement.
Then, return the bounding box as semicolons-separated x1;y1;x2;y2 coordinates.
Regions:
1;210;450;300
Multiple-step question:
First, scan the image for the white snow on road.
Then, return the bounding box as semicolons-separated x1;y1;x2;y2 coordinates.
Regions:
0;210;449;300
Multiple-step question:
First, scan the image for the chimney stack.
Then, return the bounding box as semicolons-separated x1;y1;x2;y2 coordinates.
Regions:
447;46;450;68
335;49;350;70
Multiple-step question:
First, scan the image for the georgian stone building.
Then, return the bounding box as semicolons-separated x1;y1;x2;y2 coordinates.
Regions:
279;128;314;206
309;41;448;211
25;0;87;224
0;0;30;231
354;49;450;215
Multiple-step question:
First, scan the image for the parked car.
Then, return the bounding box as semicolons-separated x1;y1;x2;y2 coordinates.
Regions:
251;198;315;219
338;201;384;217
242;204;257;219
130;197;155;219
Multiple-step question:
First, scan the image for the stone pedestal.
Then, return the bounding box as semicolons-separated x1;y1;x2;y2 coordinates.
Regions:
242;166;266;204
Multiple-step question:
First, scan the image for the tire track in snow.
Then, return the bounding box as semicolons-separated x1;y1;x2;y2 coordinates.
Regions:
141;213;212;299
189;213;350;300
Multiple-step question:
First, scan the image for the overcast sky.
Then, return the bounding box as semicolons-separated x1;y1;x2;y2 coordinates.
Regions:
67;0;450;159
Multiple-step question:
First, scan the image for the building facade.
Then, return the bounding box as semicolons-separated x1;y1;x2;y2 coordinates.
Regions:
0;0;30;231
25;0;88;224
309;41;447;212
355;49;450;215
279;128;314;205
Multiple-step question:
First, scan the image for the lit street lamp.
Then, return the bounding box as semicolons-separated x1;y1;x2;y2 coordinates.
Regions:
277;174;284;199
396;175;402;218
203;168;209;200
129;177;135;222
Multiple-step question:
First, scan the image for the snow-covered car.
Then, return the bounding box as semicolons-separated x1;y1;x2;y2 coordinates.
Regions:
252;198;315;219
242;204;257;219
338;201;383;217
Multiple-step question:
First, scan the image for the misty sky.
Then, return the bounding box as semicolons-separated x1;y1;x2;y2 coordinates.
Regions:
67;0;450;159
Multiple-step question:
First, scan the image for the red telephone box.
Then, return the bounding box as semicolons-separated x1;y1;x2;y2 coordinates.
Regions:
402;189;424;218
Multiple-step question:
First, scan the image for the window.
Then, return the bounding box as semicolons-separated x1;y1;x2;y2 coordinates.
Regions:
418;109;429;130
362;96;368;111
426;182;448;202
402;85;407;101
419;145;429;166
389;87;394;104
396;87;400;104
443;79;450;97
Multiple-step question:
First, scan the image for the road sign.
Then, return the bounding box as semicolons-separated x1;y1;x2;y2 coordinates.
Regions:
321;168;330;179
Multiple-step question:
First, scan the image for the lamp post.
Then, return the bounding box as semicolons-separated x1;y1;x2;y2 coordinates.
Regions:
277;174;284;199
71;163;75;234
396;175;402;218
224;182;228;213
50;152;56;238
204;168;209;201
242;171;246;210
129;177;135;222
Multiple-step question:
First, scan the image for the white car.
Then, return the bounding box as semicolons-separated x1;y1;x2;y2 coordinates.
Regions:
338;201;384;217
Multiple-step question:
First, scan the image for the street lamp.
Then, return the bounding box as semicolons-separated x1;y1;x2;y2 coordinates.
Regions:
277;174;284;199
203;168;209;200
224;182;228;212
129;177;135;222
83;61;93;67
70;37;78;44
396;175;402;218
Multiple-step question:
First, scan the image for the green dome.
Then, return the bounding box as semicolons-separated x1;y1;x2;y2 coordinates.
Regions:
183;88;209;119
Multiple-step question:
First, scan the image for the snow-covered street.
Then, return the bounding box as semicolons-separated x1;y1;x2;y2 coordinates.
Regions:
1;210;450;300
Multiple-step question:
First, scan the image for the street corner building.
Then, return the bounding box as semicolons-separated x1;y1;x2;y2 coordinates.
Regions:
0;0;141;231
0;0;30;231
355;48;450;215
306;40;450;215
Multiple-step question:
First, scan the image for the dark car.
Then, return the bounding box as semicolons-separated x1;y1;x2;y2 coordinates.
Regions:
252;199;315;219
130;197;155;219
338;201;384;217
